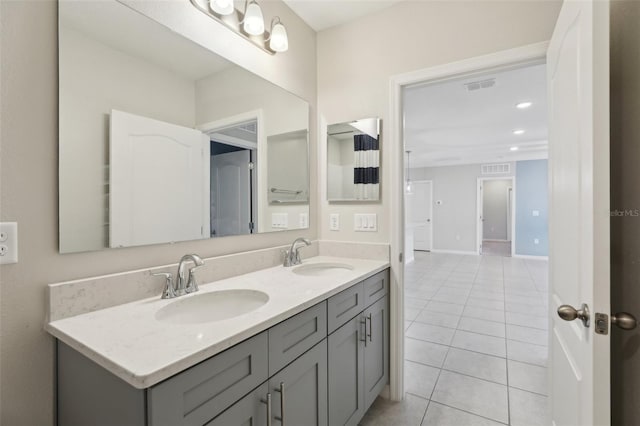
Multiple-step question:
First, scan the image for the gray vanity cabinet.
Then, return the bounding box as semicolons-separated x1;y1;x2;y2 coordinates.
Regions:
204;382;269;426
363;296;389;409
327;315;365;426
269;340;328;426
327;269;390;426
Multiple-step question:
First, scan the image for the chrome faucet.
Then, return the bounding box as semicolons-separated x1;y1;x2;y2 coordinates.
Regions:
152;253;204;299
176;254;204;296
283;237;311;267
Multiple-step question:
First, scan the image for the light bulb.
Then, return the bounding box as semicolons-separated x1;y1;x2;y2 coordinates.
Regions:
209;0;234;15
269;21;288;52
243;1;264;35
406;181;412;193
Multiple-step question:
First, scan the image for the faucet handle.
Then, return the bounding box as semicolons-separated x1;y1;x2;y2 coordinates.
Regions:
152;272;176;299
281;249;292;267
185;265;202;294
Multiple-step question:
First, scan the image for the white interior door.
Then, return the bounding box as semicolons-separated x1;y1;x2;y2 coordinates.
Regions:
109;110;209;248
410;181;432;251
210;150;251;237
547;0;610;424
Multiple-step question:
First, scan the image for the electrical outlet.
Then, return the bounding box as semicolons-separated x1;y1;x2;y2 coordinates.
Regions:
330;213;340;231
0;222;18;264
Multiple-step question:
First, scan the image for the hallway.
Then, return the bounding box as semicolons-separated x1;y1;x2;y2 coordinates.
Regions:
362;251;549;425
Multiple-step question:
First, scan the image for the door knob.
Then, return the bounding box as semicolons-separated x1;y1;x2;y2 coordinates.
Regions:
612;312;637;330
557;303;590;327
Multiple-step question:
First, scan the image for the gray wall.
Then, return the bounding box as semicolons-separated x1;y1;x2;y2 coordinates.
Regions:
483;179;512;241
514;160;548;256
0;2;317;424
610;2;640;424
412;164;515;252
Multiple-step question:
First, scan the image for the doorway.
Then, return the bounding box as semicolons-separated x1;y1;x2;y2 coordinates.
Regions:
477;177;515;257
407;180;433;254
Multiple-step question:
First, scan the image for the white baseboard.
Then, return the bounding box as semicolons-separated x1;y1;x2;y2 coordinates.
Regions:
483;239;510;242
430;249;479;256
513;254;549;260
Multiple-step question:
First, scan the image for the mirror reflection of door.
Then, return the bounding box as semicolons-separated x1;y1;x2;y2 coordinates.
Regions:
208;120;258;237
409;180;433;251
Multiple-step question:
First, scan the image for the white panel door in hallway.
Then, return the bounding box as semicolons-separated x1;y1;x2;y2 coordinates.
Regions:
547;0;611;424
210;150;252;237
409;181;433;251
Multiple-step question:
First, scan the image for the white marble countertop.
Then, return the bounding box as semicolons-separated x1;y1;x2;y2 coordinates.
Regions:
46;256;389;389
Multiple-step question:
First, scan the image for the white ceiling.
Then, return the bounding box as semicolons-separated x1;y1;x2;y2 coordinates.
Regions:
403;63;548;168
282;0;404;31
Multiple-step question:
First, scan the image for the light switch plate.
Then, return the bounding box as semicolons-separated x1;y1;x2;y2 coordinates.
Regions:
0;222;18;264
271;213;288;229
299;213;309;228
354;214;377;232
329;213;340;231
532;210;540;217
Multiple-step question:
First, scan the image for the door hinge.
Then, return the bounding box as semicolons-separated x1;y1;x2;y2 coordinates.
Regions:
249;222;255;232
248;162;255;170
399;252;403;263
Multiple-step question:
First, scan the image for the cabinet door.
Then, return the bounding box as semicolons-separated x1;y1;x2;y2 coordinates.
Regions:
205;383;269;426
269;341;328;426
363;296;389;410
327;315;365;426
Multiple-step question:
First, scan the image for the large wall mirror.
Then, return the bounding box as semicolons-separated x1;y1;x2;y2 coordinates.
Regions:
58;0;310;253
327;118;380;202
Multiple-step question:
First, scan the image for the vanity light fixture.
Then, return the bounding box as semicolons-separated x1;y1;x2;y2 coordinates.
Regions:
267;17;289;53
190;0;288;54
405;150;413;193
209;0;234;16
513;129;526;135
516;101;533;109
242;0;265;35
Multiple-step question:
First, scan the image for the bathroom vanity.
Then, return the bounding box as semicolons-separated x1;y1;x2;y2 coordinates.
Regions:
48;258;390;426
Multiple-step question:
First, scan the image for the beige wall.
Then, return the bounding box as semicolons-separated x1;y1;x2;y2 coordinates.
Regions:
317;0;561;243
0;1;316;424
610;1;640;424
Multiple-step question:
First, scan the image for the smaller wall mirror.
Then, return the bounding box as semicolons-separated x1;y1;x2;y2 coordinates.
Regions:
327;118;381;202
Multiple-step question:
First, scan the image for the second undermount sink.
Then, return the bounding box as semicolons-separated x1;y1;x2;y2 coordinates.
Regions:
292;262;354;276
155;290;269;324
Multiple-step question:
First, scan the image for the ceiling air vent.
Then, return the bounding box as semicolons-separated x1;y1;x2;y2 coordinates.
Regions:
464;78;496;92
238;122;257;134
481;163;510;175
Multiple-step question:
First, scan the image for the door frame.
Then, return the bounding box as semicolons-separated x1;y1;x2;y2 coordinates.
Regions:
476;176;516;256
388;41;548;400
408;179;433;252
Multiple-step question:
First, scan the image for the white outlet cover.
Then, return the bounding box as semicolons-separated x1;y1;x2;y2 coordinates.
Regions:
0;222;18;264
534;238;540;244
532;210;540;216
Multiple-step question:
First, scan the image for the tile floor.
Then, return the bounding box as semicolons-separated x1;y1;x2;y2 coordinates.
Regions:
361;251;549;426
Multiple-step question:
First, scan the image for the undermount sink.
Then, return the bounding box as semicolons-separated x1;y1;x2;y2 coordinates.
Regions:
292;262;354;276
155;290;269;324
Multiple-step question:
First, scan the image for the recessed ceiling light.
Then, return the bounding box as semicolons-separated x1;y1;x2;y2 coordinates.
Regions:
513;129;526;135
510;146;519;151
516;101;533;109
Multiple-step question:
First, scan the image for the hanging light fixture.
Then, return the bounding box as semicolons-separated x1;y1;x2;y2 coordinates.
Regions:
267;17;289;53
406;150;413;193
190;0;288;54
242;0;265;36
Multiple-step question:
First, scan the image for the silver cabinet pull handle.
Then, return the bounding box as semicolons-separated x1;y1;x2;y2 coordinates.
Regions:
367;313;373;342
612;312;638;330
557;303;590;327
274;381;285;425
261;393;272;426
360;317;368;346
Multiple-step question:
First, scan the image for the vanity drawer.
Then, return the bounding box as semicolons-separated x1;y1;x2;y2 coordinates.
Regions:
363;269;389;308
269;301;327;375
147;331;268;426
327;282;365;334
